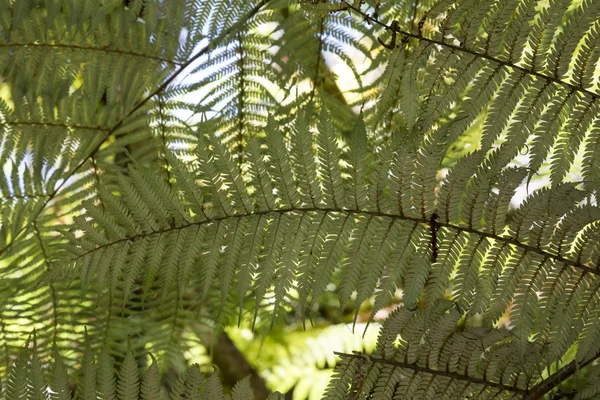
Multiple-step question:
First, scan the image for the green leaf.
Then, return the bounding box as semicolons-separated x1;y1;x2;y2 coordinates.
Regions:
140;355;162;400
117;345;140;400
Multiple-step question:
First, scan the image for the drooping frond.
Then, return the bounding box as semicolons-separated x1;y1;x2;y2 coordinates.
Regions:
185;5;278;156
36;106;598;396
0;0;272;373
184;0;377;159
328;301;600;399
327;302;541;399
0;339;280;400
271;5;376;132
345;0;600;189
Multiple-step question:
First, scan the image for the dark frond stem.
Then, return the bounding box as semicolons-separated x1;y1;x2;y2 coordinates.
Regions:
63;207;600;279
0;121;110;132
0;0;272;258
340;0;600;102
158;95;173;186
523;353;600;400
334;352;529;395
309;17;326;105
440;219;600;276
103;287;113;347
237;31;246;166
430;212;438;263
0;42;182;66
32;221;58;346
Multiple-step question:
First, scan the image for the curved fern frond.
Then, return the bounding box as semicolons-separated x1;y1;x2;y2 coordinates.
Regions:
44;109;600;390
343;0;600;189
1;341;278;400
328;301;600;400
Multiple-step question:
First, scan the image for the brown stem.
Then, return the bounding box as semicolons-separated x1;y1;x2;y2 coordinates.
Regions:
335;351;529;395
0;42;181;65
523;354;600;400
0;121;109;131
197;330;271;400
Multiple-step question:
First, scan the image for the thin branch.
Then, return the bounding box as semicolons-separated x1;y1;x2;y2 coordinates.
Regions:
340;0;600;101
90;156;103;194
157;96;173;186
523;354;600;400
194;329;271;399
410;0;419;31
309;17;326;105
335;351;529;395
0;0;272;258
0;121;110;132
0;42;181;66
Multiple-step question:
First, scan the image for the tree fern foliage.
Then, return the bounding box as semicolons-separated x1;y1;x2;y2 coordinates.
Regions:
2;0;600;398
3;335;284;400
367;0;600;187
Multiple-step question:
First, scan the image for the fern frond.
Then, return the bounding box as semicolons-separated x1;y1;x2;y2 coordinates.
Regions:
49;348;70;400
231;376;253;400
343;0;600;188
6;1;600;397
140;355;161;400
98;347;117;400
48;106;600;381
117;347;140;400
328;303;538;399
2;341;280;400
78;336;97;400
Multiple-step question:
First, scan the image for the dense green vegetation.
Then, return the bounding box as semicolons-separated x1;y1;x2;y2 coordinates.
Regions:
1;0;600;398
